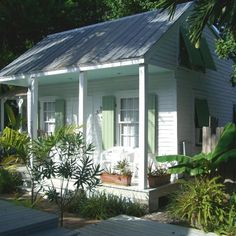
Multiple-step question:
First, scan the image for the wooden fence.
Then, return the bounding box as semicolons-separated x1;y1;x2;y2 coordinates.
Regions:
202;127;236;182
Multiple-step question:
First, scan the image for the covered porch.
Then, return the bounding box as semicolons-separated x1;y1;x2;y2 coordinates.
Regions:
0;61;174;191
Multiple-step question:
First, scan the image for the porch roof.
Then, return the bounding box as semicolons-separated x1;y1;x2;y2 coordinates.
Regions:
0;3;191;79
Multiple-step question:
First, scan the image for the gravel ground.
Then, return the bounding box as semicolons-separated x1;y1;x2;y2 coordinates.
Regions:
142;211;173;224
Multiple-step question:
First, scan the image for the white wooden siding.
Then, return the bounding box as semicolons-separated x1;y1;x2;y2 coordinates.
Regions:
176;27;236;155
38;72;178;159
147;24;179;70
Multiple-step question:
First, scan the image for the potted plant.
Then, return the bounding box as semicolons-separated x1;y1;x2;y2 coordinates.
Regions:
100;159;132;186
147;163;170;188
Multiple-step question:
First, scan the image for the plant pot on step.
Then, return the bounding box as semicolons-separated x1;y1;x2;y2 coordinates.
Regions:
100;172;132;186
148;174;171;188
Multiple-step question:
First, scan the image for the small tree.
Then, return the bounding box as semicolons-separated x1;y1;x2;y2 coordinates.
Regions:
34;127;101;226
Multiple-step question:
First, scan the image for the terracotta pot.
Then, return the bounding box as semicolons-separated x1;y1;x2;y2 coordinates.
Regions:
148;174;171;188
100;172;132;186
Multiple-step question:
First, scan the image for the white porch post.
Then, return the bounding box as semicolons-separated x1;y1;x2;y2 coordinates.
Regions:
27;77;38;139
78;71;87;137
138;63;149;189
17;97;24;132
1;98;6;131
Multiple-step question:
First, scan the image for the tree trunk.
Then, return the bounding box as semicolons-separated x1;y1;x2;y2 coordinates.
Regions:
60;208;64;227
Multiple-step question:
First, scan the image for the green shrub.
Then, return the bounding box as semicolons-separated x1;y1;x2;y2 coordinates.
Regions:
0;168;22;193
217;193;236;236
68;191;147;220
168;177;227;232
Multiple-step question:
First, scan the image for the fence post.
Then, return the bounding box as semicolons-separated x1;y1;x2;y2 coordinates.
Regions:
202;127;224;153
202;127;211;153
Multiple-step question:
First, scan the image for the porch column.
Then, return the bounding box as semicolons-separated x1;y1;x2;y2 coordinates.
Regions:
17;97;24;132
78;71;87;137
0;98;6;131
138;63;149;189
27;77;38;139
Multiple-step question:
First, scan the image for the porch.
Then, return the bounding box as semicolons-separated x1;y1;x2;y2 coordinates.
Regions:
0;62;177;191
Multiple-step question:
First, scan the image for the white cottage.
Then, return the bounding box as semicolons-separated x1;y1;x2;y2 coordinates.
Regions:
0;3;235;209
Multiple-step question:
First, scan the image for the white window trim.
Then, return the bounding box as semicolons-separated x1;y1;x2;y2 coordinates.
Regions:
39;96;58;133
115;90;138;147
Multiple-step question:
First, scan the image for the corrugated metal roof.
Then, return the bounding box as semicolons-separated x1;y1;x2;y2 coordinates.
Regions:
0;3;191;78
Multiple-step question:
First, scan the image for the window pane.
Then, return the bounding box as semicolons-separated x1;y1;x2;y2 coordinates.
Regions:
43;101;56;134
133;111;139;122
133;98;139;109
126;98;132;109
121;98;126;109
51;102;55;111
44;103;47;111
119;97;139;148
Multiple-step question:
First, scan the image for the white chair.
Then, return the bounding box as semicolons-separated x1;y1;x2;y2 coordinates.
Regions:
100;147;139;176
100;146;125;171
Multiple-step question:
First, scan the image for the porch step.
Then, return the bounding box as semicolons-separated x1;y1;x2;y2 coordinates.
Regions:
0;200;76;236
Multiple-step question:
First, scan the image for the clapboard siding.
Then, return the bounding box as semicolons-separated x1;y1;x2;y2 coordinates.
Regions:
147;23;179;70
38;72;177;158
176;26;236;155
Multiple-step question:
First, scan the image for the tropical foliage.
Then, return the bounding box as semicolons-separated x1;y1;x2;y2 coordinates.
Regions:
68;191;147;220
0;168;22;194
156;0;236;43
157;123;236;176
0;126;101;225
35;128;101;226
156;0;236;81
168;177;233;233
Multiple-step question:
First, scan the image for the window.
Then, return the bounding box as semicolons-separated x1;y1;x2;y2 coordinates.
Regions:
43;101;55;134
119;97;139;147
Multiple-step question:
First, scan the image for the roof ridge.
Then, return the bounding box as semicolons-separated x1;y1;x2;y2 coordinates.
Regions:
47;9;161;38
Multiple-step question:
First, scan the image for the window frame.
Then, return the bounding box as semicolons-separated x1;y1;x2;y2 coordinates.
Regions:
116;91;139;148
39;97;57;135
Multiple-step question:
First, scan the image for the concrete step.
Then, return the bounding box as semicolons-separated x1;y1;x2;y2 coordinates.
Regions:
0;200;58;236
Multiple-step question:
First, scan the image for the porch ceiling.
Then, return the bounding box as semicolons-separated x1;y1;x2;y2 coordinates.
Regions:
0;64;169;87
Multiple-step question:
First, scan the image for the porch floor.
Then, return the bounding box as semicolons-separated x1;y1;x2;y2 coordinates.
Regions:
75;215;216;236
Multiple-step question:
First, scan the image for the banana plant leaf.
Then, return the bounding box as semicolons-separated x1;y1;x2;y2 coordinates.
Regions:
168;165;192;174
157;155;192;164
211;123;236;160
213;148;236;167
189;167;206;176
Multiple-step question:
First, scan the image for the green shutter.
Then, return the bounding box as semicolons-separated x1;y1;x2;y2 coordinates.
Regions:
102;96;116;150
148;94;157;153
55;99;65;130
195;99;209;128
200;37;216;71
180;26;204;67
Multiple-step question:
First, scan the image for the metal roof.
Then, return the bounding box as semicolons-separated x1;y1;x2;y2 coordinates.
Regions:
0;3;191;78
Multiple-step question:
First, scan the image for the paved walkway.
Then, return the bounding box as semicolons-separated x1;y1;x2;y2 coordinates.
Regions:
75;215;217;236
